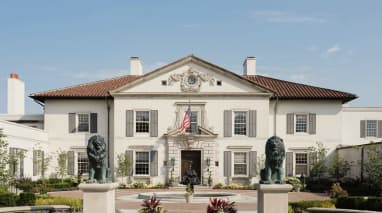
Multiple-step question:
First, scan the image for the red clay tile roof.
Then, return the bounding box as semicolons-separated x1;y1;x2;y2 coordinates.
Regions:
30;73;357;103
245;75;357;102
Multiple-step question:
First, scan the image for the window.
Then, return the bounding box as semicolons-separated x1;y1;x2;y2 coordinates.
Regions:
366;120;377;137
233;152;248;176
9;148;25;178
295;114;308;133
77;152;89;175
161;80;167;86
234;111;247;135
33;150;44;176
135;151;150;175
186;111;198;133
78;114;89;132
295;153;308;176
217;80;222;86
136;111;150;133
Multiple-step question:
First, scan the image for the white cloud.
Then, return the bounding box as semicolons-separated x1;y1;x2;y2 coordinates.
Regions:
252;10;326;24
326;44;341;54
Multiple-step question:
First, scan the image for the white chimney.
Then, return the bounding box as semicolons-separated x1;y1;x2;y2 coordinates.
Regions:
7;73;25;115
243;56;256;76
130;57;143;75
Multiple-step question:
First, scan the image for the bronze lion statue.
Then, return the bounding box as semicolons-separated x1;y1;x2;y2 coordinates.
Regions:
260;136;285;184
87;135;107;183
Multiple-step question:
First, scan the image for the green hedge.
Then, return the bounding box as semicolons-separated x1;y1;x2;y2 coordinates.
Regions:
0;193;17;207
336;196;382;211
36;196;83;211
17;192;36;206
288;200;335;213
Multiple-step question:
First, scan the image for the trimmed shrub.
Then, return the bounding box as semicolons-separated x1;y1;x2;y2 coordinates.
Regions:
289;200;335;213
213;183;224;189
36;196;83;211
305;178;334;192
286;177;302;192
336;196;382;211
0;193;17;207
329;182;348;198
17;192;36;206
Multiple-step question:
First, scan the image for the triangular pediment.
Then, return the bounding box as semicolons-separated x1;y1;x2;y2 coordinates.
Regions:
110;55;273;96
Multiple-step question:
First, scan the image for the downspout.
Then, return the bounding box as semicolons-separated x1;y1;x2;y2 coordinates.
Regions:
274;95;279;136
106;97;112;180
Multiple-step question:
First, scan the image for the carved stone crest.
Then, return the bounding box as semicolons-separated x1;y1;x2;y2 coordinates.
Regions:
168;68;215;92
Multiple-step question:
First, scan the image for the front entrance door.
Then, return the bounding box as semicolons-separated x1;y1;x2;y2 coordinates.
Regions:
181;150;201;182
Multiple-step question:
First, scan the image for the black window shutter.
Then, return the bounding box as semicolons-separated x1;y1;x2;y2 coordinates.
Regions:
41;151;45;177
33;150;37;176
150;151;158;177
126;110;134;137
249;151;257;177
20;152;24;178
67;151;75;175
150;110;158;137
285;152;293;177
286;113;294;134
249;110;257;137
125;150;134;176
69;113;76;133
360;120;366;138
224;110;232;137
223;151;232;177
90;113;98;133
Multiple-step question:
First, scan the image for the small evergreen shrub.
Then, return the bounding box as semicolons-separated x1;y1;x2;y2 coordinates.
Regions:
286;177;302;192
329;182;348;198
289;200;335;213
212;183;223;189
17;192;36;206
0;193;17;207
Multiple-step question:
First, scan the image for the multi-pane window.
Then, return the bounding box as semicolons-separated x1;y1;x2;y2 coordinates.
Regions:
135;152;150;175
78;114;89;132
295;114;308;133
9;148;25;178
366;120;377;137
234;111;247;135
186;111;198;133
77;152;89;175
136;111;150;133
295;153;308;176
233;152;248;176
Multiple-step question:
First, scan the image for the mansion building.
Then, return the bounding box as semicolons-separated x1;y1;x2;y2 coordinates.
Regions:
1;55;382;184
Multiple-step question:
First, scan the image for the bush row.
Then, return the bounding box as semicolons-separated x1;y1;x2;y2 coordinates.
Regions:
0;192;36;207
288;200;335;213
36;195;83;211
212;183;256;190
118;182;167;189
336;196;382;211
15;177;79;193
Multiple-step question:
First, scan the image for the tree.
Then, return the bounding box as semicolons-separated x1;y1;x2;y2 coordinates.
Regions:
363;143;382;192
0;129;10;184
309;142;328;179
8;148;26;182
56;150;68;182
116;153;132;183
328;151;350;180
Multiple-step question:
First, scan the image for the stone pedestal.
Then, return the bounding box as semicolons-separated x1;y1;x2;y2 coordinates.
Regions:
79;182;119;213
256;184;292;213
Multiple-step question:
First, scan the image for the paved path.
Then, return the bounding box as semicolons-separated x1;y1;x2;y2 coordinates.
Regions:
49;188;329;213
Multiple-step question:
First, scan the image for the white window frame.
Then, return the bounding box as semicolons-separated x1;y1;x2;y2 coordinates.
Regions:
294;152;308;176
295;113;308;134
77;152;89;176
233;111;248;136
366;120;378;138
134;151;150;176
135;110;150;135
232;151;249;177
77;113;90;133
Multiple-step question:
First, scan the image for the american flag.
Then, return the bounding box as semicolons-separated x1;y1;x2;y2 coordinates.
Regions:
179;105;191;134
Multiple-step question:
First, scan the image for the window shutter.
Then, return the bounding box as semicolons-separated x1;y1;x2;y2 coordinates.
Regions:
126;110;134;137
20;153;24;178
360;120;366;138
249;151;257;177
249;110;257;137
223;151;232;177
150;151;158;177
286;113;294;134
125;150;134;176
309;152;318;173
90;113;98;133
67;151;75;175
68;113;76;133
378;120;382;138
224;110;232;137
285;152;293;177
309;113;316;135
150;110;158;137
33;150;37;176
41;151;45;177
9;148;15;175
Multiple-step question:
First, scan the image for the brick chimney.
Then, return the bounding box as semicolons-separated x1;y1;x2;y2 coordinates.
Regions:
130;57;143;76
243;56;256;76
7;73;25;115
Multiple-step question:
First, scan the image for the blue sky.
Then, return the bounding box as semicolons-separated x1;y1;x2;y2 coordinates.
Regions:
1;1;381;113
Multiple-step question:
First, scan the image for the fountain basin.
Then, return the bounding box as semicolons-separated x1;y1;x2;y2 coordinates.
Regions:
138;191;237;200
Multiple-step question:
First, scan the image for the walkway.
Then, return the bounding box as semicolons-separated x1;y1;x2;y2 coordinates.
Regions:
49;188;329;213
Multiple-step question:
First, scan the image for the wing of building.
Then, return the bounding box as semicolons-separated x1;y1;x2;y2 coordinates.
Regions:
2;55;381;184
